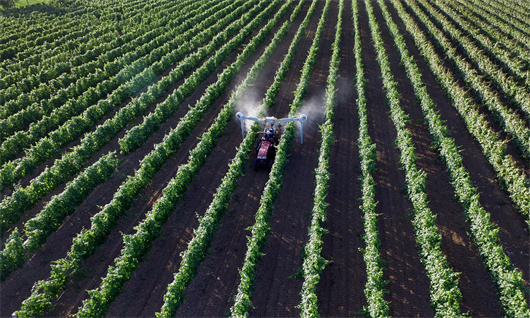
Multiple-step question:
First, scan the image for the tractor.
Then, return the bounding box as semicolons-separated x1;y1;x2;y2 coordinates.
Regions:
236;112;307;170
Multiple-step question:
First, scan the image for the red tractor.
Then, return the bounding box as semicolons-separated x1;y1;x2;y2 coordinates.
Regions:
253;126;279;170
236;112;307;170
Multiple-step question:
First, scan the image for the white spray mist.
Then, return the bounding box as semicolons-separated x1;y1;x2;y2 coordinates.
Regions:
234;86;265;133
294;91;327;142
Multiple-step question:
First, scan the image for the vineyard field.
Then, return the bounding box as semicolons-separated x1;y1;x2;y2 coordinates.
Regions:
0;0;528;317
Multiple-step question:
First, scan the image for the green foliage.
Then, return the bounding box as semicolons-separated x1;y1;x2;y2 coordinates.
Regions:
0;0;234;185
17;0;291;316
419;0;530;158
157;1;304;316
80;1;298;316
118;0;277;154
0;0;252;234
390;0;530;315
365;0;464;315
0;0;17;10
352;0;390;315
230;0;329;316
0;153;117;282
401;0;529;218
0;228;25;281
298;0;342;316
3;0;527;316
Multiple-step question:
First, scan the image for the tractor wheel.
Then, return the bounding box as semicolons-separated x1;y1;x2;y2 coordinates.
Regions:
253;159;258;171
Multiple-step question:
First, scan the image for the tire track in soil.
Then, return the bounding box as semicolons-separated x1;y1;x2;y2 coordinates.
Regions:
248;0;336;315
359;0;434;316
105;4;302;317
174;1;325;316
373;1;505;316
317;0;365;316
393;0;529;290
0;2;276;316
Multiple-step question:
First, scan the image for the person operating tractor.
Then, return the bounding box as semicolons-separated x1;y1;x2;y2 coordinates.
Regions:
236;112;307;170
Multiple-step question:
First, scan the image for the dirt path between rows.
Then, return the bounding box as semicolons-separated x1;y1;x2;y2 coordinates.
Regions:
358;0;434;316
49;2;291;316
393;0;529;294
249;0;339;316
106;2;307;317
372;1;506;315
2;0;527;316
0;1;283;316
174;1;326;316
0;1;250;243
317;0;366;316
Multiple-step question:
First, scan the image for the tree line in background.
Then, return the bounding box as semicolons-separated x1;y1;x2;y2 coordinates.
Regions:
0;0;65;10
0;0;19;9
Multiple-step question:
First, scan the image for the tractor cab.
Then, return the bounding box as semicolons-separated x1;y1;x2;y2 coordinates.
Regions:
235;112;307;171
263;126;279;144
254;127;278;170
255;140;274;170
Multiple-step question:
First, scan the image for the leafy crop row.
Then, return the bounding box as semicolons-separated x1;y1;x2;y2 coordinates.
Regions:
0;0;143;61
230;0;330;315
365;0;463;315
352;0;389;315
472;0;530;36
415;0;530;152
441;0;530;87
454;0;530;63
0;0;205;145
0;152;118;281
433;0;530;88
298;0;342;316
117;0;288;153
15;1;287;316
0;0;261;232
0;0;172;78
157;0;312;317
400;0;530;216
75;3;296;315
390;0;530;315
0;9;110;66
489;0;530;20
154;2;305;316
0;0;232;169
0;0;107;38
0;0;193;119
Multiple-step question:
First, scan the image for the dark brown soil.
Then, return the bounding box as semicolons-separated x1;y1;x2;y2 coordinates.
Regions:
175;0;324;316
393;0;529;281
317;0;366;316
358;1;433;316
108;1;306;317
1;0;528;317
0;1;285;315
374;1;505;316
248;1;337;316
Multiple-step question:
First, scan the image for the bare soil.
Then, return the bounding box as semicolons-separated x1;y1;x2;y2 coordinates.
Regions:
358;1;433;316
1;0;528;317
317;1;366;316
175;0;324;316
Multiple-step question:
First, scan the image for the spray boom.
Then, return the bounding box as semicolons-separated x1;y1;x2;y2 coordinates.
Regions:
236;112;308;144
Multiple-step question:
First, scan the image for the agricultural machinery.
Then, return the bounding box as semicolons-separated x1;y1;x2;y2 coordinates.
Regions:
236;112;307;170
